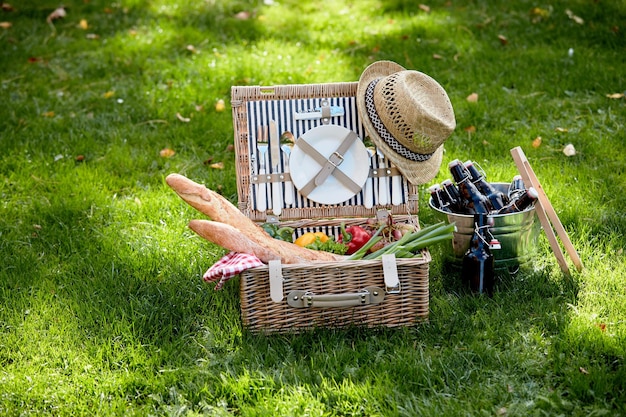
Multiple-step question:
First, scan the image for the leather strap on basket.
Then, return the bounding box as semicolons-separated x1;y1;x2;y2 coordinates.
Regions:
296;131;362;197
382;254;401;293
268;259;284;303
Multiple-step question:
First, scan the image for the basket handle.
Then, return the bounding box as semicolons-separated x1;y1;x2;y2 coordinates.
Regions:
286;286;385;308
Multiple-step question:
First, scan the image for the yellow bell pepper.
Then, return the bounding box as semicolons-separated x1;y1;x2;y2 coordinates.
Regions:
294;232;329;247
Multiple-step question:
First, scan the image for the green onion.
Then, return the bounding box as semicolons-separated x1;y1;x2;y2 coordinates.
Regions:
363;222;455;260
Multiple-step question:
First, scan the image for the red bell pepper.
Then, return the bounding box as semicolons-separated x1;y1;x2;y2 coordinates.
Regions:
339;223;372;255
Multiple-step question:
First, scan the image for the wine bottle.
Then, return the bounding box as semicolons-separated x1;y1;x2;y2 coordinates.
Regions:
464;160;508;209
461;213;495;296
448;159;491;214
507;175;525;200
428;184;450;212
497;187;539;214
441;179;465;214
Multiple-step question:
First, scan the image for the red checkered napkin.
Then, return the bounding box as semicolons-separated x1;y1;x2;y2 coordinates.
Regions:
203;252;264;290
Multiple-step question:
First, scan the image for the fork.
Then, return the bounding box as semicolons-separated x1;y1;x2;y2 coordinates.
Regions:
376;148;390;205
363;147;375;209
256;125;269;212
281;131;296;206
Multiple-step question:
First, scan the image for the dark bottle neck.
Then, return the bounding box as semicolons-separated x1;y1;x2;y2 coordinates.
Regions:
465;162;483;182
469;213;493;249
449;161;470;184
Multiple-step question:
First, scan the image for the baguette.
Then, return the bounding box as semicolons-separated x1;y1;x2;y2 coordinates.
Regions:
188;220;286;263
166;173;342;263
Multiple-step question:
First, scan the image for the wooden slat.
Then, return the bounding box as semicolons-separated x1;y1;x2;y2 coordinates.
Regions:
511;146;583;274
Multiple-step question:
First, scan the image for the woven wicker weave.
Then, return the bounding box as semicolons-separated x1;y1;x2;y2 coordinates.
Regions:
231;82;430;333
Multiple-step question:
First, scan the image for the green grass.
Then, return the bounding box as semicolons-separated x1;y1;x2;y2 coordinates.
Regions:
1;0;625;415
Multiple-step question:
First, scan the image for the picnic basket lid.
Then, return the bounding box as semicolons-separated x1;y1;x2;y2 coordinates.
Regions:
231;82;420;224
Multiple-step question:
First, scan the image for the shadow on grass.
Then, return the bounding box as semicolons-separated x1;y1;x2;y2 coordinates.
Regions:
2;0;625;413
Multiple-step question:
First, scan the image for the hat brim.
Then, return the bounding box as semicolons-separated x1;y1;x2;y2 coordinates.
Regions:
357;60;444;185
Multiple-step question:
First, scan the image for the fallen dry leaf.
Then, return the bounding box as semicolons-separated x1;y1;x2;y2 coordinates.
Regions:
464;125;476;133
466;92;479;102
498;34;508;45
86;33;99;40
532;136;542;148
606;93;624;99
75;154;85;162
103;91;115;99
42;111;55;118
418;4;430;13
566;9;584;25
596;323;606;332
555;127;568;133
46;6;66;24
0;21;11;29
432;53;443;60
210;162;224;169
176;112;191;123
215;99;226;112
563;143;576;156
78;19;88;30
160;148;176;158
226;144;235;152
2;3;15;12
530;7;550;20
234;10;251;20
579;367;589;375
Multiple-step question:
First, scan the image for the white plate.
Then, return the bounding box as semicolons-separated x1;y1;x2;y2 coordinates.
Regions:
289;125;369;205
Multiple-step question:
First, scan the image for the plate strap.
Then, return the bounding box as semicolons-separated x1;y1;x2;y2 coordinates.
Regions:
296;131;362;197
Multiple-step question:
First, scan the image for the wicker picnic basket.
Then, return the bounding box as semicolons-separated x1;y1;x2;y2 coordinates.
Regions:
230;82;430;333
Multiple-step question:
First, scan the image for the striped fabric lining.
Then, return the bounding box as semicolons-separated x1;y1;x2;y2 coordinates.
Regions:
246;96;407;211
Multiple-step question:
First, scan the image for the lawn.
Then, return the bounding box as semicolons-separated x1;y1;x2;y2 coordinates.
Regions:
1;0;625;415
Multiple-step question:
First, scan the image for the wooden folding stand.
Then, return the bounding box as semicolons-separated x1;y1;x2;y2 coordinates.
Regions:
510;146;583;275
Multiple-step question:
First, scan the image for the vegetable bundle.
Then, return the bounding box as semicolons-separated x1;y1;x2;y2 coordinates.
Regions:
348;221;456;260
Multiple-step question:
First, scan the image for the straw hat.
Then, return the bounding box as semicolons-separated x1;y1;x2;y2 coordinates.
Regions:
357;60;456;185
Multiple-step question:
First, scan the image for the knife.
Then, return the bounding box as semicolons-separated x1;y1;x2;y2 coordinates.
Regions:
391;166;403;205
376;148;389;205
269;120;282;215
363;148;375;209
294;106;345;120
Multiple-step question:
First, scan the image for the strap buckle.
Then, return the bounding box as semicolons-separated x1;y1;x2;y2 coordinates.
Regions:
328;151;345;167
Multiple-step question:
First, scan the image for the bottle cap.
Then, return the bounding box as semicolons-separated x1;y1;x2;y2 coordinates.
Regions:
447;159;461;168
489;239;501;250
428;184;440;192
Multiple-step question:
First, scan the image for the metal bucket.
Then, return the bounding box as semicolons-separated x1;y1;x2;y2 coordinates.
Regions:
429;183;541;271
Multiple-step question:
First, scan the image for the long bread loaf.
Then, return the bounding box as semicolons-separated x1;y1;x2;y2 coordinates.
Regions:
166;173;343;263
188;220;287;263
